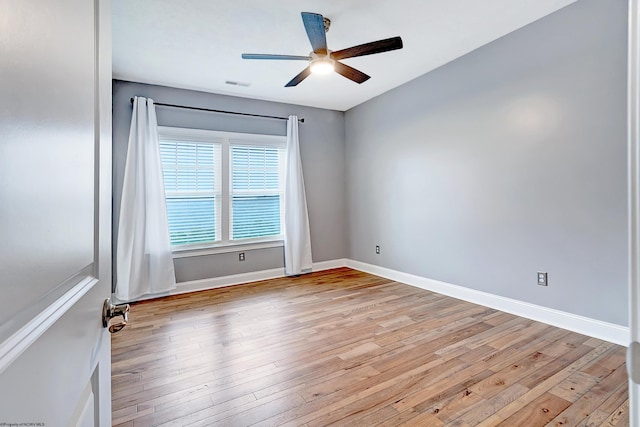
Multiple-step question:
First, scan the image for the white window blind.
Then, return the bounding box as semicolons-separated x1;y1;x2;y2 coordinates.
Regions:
159;140;221;246
230;145;284;240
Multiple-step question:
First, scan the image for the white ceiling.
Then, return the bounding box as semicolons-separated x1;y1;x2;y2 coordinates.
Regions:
112;0;578;112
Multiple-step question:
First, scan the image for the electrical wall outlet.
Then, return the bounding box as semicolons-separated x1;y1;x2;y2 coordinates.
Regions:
239;252;245;262
375;245;380;254
537;272;548;286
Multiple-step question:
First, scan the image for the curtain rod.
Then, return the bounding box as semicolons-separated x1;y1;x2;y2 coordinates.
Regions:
129;98;304;123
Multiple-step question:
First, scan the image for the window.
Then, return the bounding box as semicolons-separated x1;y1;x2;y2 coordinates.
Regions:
230;145;283;239
160;141;221;246
158;127;285;251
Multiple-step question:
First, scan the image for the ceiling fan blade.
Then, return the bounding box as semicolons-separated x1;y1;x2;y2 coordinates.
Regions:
285;66;312;87
242;54;311;61
331;36;403;61
334;61;370;84
301;12;327;54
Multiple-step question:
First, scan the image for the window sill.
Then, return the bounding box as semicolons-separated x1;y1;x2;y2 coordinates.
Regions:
172;239;284;259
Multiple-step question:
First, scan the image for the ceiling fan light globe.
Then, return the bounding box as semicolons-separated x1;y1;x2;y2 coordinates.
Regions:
310;59;335;74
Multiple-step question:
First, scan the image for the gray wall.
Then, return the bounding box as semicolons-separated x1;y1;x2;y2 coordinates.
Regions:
345;0;628;325
112;80;347;284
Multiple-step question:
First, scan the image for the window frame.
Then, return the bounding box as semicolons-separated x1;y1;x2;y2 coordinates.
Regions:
157;126;286;256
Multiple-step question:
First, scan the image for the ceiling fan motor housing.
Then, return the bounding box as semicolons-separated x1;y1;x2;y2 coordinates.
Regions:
310;50;333;61
323;17;331;33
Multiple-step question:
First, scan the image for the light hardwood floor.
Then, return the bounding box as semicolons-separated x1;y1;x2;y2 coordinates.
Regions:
111;268;629;426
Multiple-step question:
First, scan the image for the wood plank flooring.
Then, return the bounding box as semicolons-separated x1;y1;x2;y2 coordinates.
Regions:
111;268;629;426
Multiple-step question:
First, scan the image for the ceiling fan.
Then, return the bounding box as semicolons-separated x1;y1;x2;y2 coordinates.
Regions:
241;12;403;87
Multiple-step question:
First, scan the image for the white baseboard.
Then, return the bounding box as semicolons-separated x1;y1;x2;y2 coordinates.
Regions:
120;258;350;304
174;259;349;296
311;258;348;271
174;267;286;296
346;259;629;346
117;257;629;346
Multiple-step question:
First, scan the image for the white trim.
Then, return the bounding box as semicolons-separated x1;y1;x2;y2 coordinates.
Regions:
113;258;348;304
0;275;99;375
311;258;348;271
157;126;286;147
111;256;627;346
173;267;285;297
628;0;640;422
346;260;629;346
174;258;346;295
172;239;284;258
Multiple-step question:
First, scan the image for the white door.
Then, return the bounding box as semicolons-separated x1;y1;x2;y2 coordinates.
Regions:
0;0;113;425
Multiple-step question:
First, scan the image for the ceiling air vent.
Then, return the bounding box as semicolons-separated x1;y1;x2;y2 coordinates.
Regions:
225;80;251;87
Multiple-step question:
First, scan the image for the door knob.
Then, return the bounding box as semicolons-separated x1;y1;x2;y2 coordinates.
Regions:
102;299;130;333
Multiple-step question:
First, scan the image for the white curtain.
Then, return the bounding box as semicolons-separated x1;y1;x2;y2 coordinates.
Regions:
284;115;313;275
116;96;176;301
